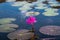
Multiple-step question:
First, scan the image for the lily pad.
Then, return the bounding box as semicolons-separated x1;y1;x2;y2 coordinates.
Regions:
39;25;60;36
26;11;40;16
19;6;32;11
0;18;16;24
42;8;59;16
11;1;28;6
7;29;34;40
0;24;19;32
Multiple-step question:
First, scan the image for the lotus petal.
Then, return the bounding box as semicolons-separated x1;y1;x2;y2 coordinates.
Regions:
0;24;19;32
39;25;60;36
7;29;34;40
0;18;16;24
26;16;37;24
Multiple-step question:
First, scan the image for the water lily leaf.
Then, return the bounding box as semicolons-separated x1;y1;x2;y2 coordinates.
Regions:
0;18;16;24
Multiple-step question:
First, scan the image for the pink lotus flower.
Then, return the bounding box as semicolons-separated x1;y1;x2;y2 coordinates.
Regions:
26;16;37;25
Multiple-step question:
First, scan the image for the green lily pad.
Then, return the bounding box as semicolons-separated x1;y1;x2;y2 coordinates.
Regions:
0;24;19;32
0;18;16;24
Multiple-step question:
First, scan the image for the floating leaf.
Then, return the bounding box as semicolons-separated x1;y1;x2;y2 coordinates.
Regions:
39;25;60;36
35;6;47;9
6;0;16;2
19;6;32;11
42;8;59;16
50;3;60;6
26;11;40;16
7;29;34;40
11;1;28;6
35;3;47;9
41;38;56;40
0;24;19;32
0;18;16;24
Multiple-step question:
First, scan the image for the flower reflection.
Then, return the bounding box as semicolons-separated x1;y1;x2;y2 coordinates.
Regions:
39;25;60;36
0;18;16;24
0;24;19;32
7;29;34;40
42;8;59;16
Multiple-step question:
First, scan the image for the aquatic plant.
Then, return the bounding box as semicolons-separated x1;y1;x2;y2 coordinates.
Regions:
50;3;60;6
35;3;47;9
39;25;60;36
19;6;32;11
0;18;19;32
7;29;34;40
0;24;19;32
26;16;37;40
48;1;58;4
12;1;34;12
41;38;56;40
26;16;37;25
26;11;40;16
0;18;16;24
35;6;47;9
42;8;59;16
23;3;33;7
36;0;46;3
11;1;28;6
6;0;16;2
